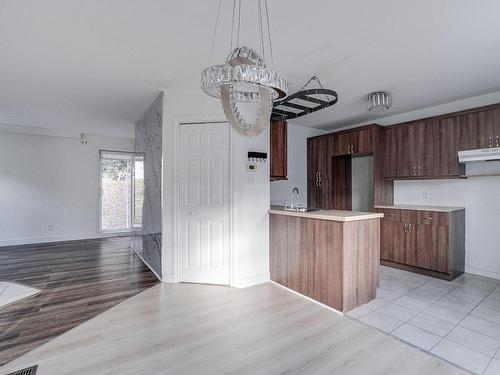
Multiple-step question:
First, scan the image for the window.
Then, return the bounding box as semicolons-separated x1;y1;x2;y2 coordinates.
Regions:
99;151;144;232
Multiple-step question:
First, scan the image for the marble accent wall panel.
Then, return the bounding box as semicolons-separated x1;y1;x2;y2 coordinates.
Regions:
133;92;163;277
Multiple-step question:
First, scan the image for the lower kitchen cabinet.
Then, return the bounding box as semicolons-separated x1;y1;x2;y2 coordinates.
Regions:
376;207;465;280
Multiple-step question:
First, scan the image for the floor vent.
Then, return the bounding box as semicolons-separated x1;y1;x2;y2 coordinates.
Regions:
6;365;38;375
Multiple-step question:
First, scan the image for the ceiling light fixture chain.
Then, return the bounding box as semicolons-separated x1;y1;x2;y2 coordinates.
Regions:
209;0;222;65
230;0;236;51
257;0;265;62
299;75;331;102
237;0;242;47
264;0;274;67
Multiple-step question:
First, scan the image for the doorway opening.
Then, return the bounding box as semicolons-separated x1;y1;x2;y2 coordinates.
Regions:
99;151;144;232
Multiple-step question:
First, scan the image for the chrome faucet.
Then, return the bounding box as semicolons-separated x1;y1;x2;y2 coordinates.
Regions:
291;187;300;210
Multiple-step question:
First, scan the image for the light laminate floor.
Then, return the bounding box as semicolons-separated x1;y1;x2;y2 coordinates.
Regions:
348;266;500;374
1;281;467;375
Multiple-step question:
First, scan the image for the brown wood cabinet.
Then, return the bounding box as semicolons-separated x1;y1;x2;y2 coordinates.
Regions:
381;118;465;178
458;108;500;150
307;125;382;209
382;127;398;178
376;207;465;280
332;128;372;156
270;119;287;181
270;212;380;312
307;136;330;209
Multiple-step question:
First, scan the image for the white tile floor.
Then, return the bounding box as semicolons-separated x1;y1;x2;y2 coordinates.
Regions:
347;266;500;375
0;281;40;308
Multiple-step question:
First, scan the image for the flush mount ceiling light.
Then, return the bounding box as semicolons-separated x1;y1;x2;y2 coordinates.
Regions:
201;0;288;137
368;91;392;113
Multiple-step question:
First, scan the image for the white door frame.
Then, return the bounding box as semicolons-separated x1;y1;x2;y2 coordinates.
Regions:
172;116;235;286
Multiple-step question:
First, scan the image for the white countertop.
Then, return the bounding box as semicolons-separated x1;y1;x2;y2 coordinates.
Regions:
269;206;384;222
374;204;465;213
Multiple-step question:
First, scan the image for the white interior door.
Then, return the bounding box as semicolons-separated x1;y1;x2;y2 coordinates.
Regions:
179;122;230;285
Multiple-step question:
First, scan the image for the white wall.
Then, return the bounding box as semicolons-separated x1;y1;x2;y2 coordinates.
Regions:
270;123;325;207
394;163;500;280
161;88;270;287
0;127;134;246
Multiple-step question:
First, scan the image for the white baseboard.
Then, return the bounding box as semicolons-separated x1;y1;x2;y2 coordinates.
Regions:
161;274;177;283
232;272;270;288
465;266;500;281
0;232;135;247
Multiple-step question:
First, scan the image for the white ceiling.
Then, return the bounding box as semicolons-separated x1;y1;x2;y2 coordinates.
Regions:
1;0;500;138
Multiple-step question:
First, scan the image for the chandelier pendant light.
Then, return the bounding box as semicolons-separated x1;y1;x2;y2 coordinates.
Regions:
201;0;288;137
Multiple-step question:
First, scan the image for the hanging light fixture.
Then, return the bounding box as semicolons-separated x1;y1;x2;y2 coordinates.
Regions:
201;0;288;137
368;91;392;113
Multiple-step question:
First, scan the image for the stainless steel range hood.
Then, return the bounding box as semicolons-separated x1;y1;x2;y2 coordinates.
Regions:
458;147;500;163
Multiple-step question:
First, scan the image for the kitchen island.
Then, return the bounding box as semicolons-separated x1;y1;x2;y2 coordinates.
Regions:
269;206;383;312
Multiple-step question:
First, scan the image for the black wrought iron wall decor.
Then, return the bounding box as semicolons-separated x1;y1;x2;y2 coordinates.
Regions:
271;76;338;120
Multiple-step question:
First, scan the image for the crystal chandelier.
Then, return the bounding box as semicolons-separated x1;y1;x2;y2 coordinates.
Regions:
201;0;288;137
368;91;392;113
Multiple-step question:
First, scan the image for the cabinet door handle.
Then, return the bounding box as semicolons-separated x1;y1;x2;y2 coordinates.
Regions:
418;166;421;176
404;223;408;232
489;136;493;148
409;224;412;232
496;136;500;147
412;166;416;176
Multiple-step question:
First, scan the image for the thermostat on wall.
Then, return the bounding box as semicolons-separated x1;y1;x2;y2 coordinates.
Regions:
247;151;267;162
246;163;257;172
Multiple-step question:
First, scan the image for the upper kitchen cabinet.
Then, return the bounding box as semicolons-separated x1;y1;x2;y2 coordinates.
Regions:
382;118;464;178
270;119;288;181
437;116;464;177
307;135;330;209
458;107;500;150
382;127;398;178
332;128;373;156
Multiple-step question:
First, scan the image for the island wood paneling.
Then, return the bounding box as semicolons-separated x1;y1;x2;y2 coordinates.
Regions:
342;219;380;311
270;214;380;312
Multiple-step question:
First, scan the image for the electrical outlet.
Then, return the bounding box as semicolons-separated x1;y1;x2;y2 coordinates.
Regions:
48;224;54;233
422;191;429;199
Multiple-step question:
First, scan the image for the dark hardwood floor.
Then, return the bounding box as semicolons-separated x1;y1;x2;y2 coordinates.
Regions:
0;236;159;367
